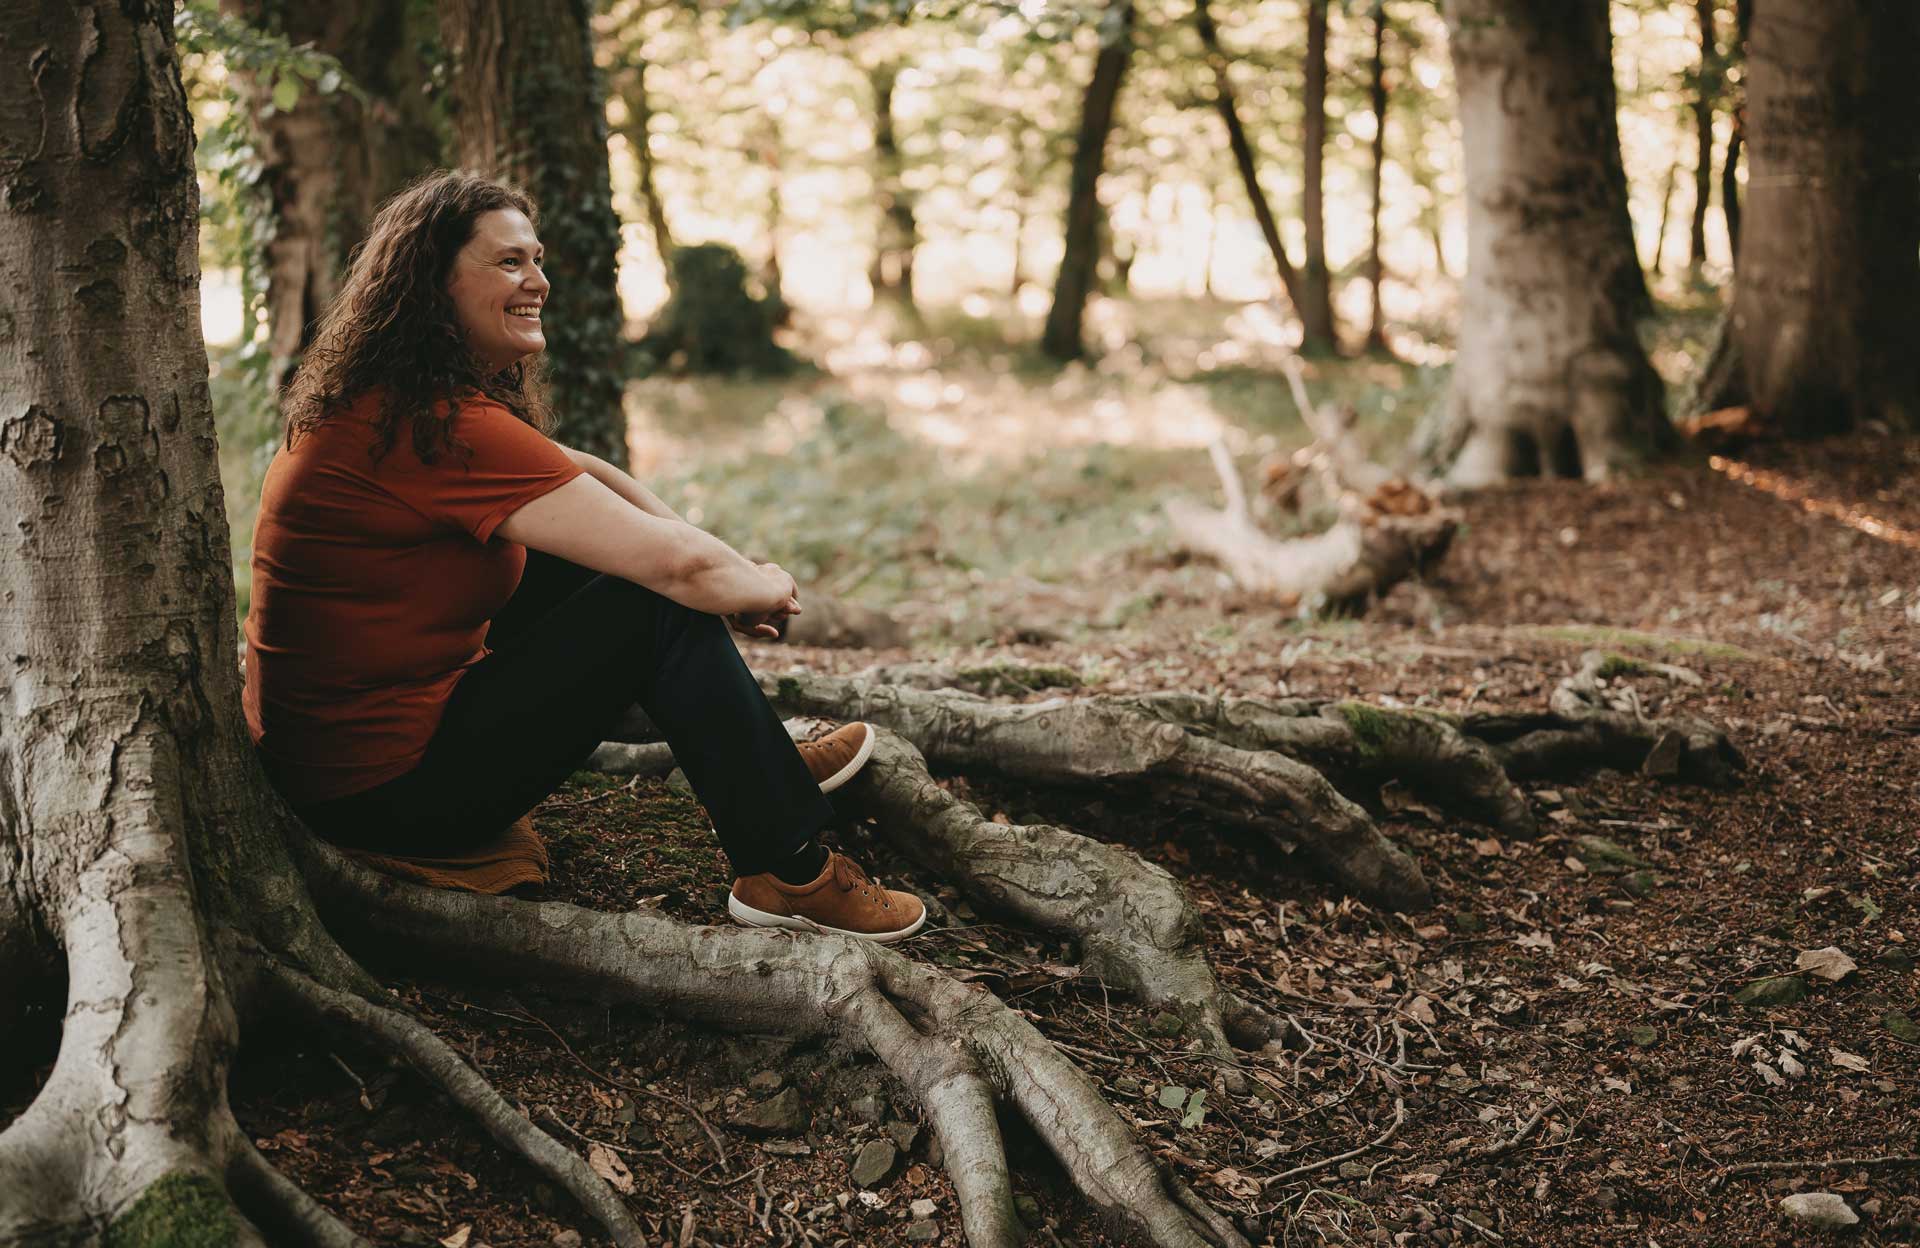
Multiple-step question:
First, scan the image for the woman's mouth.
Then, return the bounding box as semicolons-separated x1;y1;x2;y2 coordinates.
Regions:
507;305;541;320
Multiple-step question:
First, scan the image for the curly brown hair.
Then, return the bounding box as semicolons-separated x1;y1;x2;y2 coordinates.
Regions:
282;169;552;463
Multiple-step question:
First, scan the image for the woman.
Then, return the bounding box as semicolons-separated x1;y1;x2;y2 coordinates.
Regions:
243;170;923;942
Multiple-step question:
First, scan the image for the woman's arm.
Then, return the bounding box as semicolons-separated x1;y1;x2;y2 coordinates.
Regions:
496;474;796;618
558;445;684;523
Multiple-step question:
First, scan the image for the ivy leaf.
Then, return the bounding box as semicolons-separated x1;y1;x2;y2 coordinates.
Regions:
271;74;301;113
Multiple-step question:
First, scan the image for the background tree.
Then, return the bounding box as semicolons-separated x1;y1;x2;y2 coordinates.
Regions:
221;0;445;392
1362;0;1392;354
1690;0;1920;435
439;0;630;464
1297;0;1340;352
1687;0;1718;272
1042;0;1137;360
1431;0;1668;486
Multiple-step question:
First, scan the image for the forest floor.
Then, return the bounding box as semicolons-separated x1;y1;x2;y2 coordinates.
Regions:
216;423;1920;1248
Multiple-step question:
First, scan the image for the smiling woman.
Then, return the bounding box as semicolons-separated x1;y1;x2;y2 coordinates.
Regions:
249;168;924;940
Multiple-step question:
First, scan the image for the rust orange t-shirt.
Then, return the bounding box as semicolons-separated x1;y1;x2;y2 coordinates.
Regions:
243;391;583;803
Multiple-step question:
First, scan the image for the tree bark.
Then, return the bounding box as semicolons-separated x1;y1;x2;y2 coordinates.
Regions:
1697;0;1920;435
1689;0;1717;270
439;0;629;465
226;0;444;393
867;60;919;311
1041;0;1135;361
1436;0;1669;486
1363;1;1391;355
0;3;365;1236
616;55;675;285
1193;0;1311;334
1298;0;1340;353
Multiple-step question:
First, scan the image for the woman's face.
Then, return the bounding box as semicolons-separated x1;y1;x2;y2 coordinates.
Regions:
447;208;549;374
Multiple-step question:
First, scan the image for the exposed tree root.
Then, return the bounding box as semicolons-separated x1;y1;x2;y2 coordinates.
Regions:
757;672;1433;910
1463;650;1743;785
847;726;1277;1059
228;1138;373;1248
296;840;1251;1248
251;958;650;1247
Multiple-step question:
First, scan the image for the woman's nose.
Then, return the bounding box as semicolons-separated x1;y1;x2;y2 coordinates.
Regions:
526;266;551;296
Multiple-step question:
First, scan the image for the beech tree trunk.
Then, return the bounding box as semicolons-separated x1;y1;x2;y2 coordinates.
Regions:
1695;0;1920;435
1436;0;1668;486
867;61;919;311
1363;1;1391;355
617;56;676;284
228;0;443;393
1298;0;1340;353
1688;0;1717;271
0;3;367;1236
439;0;629;465
1193;0;1313;340
1042;0;1134;361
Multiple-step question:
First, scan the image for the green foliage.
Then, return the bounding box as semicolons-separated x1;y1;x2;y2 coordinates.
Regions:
638;244;798;376
104;1173;235;1248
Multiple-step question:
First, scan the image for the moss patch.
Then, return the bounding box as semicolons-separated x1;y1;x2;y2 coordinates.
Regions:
1514;625;1760;663
1333;701;1404;756
1594;653;1647;680
955;662;1083;696
105;1173;234;1248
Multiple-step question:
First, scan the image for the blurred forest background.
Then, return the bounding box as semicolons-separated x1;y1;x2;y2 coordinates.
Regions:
181;0;1780;631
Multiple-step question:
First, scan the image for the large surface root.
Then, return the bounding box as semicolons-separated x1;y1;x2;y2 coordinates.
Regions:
845;726;1272;1058
758;672;1432;909
298;840;1250;1248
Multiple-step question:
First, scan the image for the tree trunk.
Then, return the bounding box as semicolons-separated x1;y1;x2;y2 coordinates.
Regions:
1041;0;1134;361
1688;0;1717;270
1193;0;1311;332
1363;2;1391;355
1698;0;1920;435
0;3;367;1236
618;55;676;285
1299;0;1340;353
1651;160;1680;277
439;0;629;465
1721;0;1751;258
227;0;443;393
1435;0;1668;486
867;61;919;311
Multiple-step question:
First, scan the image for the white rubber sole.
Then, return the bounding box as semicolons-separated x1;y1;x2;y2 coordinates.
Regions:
728;892;927;943
813;723;876;794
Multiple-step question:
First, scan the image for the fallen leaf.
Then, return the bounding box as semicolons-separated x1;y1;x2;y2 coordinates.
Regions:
1209;1166;1260;1199
1777;1050;1805;1079
1830;1049;1871;1072
1796;946;1857;981
1407;996;1437;1025
440;1227;472;1248
1157;1084;1190;1111
588;1143;634;1195
1753;1060;1785;1088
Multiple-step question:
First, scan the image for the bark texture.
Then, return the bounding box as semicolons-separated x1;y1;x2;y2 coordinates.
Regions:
1297;0;1340;353
1436;0;1669;486
1041;0;1134;361
1696;0;1920;435
226;0;444;392
439;0;629;463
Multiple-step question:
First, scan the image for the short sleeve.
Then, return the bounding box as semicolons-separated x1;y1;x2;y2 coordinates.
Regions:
405;400;585;543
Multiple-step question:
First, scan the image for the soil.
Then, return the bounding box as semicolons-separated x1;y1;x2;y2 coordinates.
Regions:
200;432;1920;1245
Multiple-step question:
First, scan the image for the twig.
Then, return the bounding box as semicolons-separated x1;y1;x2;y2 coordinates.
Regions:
1452;1210;1503;1243
1714;1154;1920;1183
1470;1102;1552;1160
1262;1096;1407;1188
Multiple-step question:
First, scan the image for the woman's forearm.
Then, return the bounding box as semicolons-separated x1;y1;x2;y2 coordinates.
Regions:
572;449;684;523
649;522;790;617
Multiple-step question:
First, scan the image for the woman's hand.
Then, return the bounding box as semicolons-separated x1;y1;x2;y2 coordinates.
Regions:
727;564;800;639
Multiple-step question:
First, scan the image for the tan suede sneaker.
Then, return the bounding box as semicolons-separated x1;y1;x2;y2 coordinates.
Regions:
729;852;927;942
797;722;875;793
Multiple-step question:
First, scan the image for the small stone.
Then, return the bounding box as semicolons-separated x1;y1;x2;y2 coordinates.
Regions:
850;1139;898;1188
551;1232;584;1248
849;1094;887;1125
760;1140;811;1156
1779;1192;1858;1229
885;1120;920;1153
1452;911;1487;934
665;767;694;797
910;1198;938;1218
624;1120;655;1148
904;1220;939;1243
1114;1075;1143;1096
1629;1025;1658;1047
1621;870;1657;899
747;1070;785;1095
1014;1195;1041;1226
1573;834;1649;872
1733;975;1807;1007
1874;946;1915;974
1883;1009;1920;1042
1641;731;1685;778
1338;1161;1372;1179
1146;1010;1186;1039
729;1087;809;1137
1592;1185;1620;1212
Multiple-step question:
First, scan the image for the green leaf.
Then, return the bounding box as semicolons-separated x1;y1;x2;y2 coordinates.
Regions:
1180;1089;1209;1129
1886;1010;1920;1043
1156;1084;1189;1111
271;74;301;112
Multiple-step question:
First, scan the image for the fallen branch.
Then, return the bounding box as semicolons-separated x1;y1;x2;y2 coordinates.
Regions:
1261;1095;1407;1187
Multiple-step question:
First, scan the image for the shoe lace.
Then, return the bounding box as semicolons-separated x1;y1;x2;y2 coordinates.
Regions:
829;854;890;910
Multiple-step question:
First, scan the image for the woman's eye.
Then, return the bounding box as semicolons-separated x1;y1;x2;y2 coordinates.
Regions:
501;258;519;268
